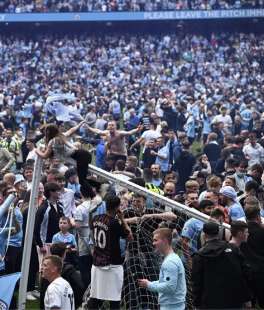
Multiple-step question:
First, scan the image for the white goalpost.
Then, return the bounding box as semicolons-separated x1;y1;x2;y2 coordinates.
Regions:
18;155;43;310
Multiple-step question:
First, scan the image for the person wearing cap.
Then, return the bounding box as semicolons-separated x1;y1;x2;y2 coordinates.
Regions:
220;185;245;222
192;221;252;309
14;174;27;198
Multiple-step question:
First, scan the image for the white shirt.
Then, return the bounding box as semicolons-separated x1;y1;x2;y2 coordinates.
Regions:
59;188;75;217
243;143;264;166
141;129;161;142
26;149;37;162
73;200;92;256
26;181;32;191
212;114;232;131
44;277;75;310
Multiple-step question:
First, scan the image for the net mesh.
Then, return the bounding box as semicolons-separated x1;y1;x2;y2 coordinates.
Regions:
86;169;207;310
121;200;194;310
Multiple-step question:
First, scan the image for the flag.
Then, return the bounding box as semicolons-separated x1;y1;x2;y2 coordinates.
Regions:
0;272;21;310
45;93;83;122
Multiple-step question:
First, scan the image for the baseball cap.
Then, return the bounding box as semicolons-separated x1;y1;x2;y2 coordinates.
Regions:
220;186;237;201
14;174;25;186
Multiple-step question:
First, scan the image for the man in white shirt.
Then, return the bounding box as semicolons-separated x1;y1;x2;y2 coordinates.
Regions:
130;121;161;151
42;255;75;310
23;164;33;190
25;138;37;162
212;106;232;134
243;132;264;166
56;174;75;218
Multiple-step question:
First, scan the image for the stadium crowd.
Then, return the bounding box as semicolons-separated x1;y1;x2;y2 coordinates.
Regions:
1;30;264;309
1;0;264;13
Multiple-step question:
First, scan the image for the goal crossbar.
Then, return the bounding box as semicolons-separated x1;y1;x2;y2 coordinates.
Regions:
89;165;230;230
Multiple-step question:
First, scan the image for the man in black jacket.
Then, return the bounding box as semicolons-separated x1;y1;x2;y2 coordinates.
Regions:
173;141;195;192
192;222;252;309
35;182;64;254
241;205;264;308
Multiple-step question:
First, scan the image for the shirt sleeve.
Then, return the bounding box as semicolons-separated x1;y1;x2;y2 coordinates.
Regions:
158;147;168;159
147;260;179;294
52;233;59;244
181;220;195;240
229;206;245;221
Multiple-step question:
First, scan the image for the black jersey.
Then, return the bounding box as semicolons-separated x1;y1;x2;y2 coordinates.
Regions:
91;214;128;267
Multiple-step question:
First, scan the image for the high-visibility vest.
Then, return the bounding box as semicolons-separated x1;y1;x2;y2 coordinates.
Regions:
145;183;164;195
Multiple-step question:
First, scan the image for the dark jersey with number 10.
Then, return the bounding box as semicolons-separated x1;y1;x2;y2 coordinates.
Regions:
91;214;128;267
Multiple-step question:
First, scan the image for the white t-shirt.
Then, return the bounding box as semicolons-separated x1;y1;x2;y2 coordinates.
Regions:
59;188;76;218
141;129;161;142
44;277;75;310
243;143;264;166
26;149;37;162
212;114;232;130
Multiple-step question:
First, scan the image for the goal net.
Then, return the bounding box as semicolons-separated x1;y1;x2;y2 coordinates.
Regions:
88;165;229;310
121;200;194;310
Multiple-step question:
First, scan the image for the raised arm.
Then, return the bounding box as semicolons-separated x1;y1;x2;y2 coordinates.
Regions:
86;124;107;135
120;125;143;137
64;120;86;137
130;136;144;150
35;144;53;159
151;150;168;160
142;212;177;221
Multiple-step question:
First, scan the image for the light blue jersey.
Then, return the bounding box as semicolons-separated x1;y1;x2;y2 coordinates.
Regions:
228;202;245;221
8;207;23;248
155;145;170;173
52;231;77;247
0;232;6;271
181;218;204;254
147;252;186;309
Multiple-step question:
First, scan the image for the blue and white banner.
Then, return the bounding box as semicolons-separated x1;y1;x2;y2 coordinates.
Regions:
0;272;21;310
143;8;264;20
45;93;83;122
0;9;264;22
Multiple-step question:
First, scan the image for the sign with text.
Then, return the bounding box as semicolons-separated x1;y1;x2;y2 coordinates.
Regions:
0;9;263;22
